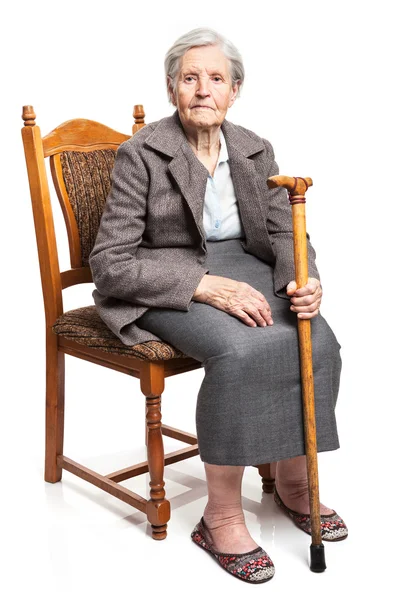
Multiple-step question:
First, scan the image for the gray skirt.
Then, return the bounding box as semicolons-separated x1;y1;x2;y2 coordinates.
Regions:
135;239;341;466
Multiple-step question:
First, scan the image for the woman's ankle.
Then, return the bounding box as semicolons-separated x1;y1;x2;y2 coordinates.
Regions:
203;501;245;529
274;457;335;515
202;502;259;553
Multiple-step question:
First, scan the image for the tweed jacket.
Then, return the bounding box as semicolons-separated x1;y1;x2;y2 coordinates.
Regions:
89;109;319;346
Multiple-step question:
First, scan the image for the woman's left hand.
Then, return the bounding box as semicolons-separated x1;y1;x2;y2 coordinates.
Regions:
286;277;322;319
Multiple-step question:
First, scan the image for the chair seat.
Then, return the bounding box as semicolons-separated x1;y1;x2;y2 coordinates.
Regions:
52;305;187;360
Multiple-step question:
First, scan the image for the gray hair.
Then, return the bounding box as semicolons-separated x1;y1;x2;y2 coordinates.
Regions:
164;27;245;103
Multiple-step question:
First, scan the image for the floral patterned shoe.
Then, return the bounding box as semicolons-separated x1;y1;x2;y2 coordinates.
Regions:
191;517;275;584
273;486;348;541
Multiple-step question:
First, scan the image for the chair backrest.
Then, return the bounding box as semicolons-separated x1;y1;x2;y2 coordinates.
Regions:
21;104;146;328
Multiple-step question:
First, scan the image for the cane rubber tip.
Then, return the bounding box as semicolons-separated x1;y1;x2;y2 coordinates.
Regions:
309;544;326;572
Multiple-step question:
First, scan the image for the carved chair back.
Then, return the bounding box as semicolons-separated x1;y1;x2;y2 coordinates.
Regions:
21;105;146;328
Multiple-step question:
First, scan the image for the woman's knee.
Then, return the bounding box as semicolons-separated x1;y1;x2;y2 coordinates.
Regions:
205;323;297;369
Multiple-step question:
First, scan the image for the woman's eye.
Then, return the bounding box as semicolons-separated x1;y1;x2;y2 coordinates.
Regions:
184;76;222;82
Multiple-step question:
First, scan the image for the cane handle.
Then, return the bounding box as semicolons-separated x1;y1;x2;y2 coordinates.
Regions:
267;175;313;197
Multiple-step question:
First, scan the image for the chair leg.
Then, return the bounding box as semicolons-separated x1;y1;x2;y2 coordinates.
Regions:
44;332;65;483
256;463;275;494
141;362;170;540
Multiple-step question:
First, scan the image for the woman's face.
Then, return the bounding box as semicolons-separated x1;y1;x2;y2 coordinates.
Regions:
169;44;239;132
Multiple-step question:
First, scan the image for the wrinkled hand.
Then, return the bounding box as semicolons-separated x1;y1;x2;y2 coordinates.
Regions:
193;274;274;327
286;277;322;319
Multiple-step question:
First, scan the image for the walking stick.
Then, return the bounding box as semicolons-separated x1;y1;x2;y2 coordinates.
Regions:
267;175;326;573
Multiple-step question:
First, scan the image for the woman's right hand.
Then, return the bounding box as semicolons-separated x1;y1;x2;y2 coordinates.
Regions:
192;274;273;327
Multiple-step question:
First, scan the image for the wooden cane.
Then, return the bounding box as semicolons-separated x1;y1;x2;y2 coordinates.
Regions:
267;175;326;573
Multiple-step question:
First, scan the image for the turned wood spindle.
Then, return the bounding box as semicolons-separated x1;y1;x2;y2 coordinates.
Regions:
133;104;146;134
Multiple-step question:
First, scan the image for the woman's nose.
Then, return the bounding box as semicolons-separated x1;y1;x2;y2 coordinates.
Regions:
196;77;211;96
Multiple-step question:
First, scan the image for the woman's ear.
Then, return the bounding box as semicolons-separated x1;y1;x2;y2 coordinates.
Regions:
229;81;241;107
167;75;177;106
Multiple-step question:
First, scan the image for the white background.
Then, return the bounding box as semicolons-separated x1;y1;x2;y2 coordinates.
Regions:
2;0;397;598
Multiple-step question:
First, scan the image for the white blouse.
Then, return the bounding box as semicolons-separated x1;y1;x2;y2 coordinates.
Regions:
203;129;244;241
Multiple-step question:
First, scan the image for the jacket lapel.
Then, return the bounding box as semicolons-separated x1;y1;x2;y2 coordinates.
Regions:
144;110;268;250
222;124;269;253
168;145;209;247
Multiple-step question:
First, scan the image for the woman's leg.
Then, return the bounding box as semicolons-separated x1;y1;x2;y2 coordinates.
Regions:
275;455;334;515
202;463;260;553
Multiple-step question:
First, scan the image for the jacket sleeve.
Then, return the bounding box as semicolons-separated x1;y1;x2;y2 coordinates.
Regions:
263;138;320;298
89;141;209;310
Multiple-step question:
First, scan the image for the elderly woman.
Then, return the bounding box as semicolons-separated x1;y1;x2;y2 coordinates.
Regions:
89;28;347;583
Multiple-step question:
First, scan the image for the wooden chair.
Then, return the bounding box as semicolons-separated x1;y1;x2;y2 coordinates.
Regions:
21;104;275;540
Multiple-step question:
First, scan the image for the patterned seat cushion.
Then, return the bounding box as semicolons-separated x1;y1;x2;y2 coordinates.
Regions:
52;306;187;360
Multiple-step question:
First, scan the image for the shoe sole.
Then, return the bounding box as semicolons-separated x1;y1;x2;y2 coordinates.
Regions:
191;536;275;584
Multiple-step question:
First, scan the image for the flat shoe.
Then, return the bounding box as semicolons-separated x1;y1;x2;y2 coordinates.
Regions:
191;517;275;583
273;486;348;541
